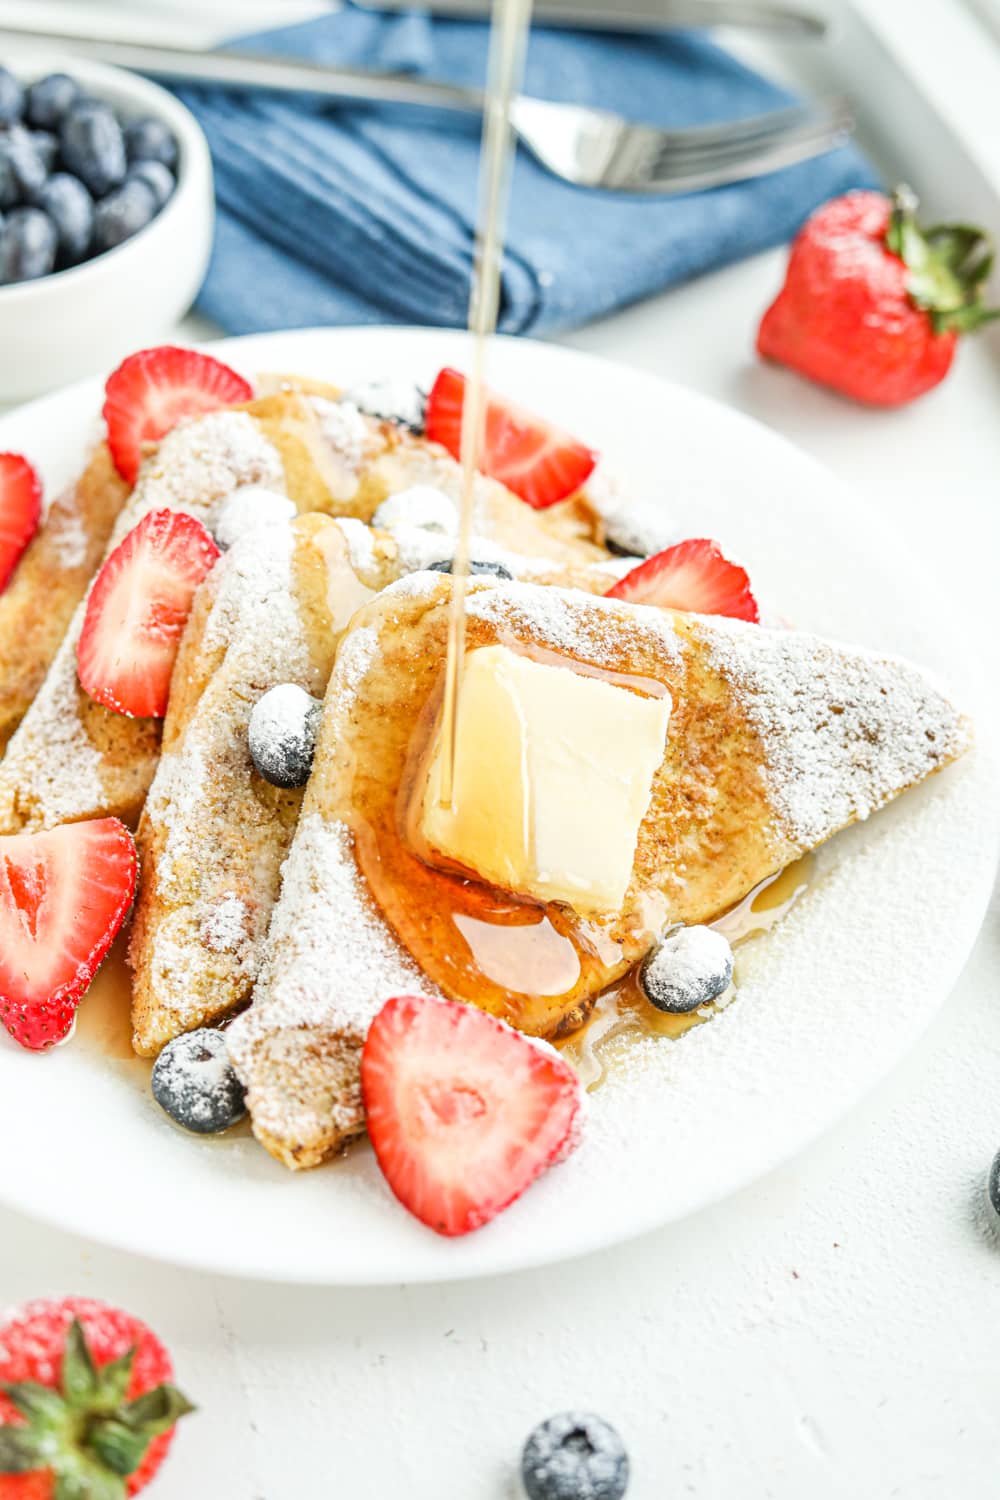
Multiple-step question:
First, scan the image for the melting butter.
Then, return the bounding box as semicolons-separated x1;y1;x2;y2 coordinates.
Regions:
421;644;670;916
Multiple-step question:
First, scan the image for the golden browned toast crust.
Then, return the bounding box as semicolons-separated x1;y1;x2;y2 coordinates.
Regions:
0;445;130;753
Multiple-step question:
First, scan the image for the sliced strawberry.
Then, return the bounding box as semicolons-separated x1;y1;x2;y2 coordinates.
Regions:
362;993;583;1237
77;508;220;718
103;346;254;484
607;536;760;622
424;367;597;509
0;818;137;1051
0;452;42;593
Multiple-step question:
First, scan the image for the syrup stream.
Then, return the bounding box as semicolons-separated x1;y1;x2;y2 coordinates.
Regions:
438;0;534;808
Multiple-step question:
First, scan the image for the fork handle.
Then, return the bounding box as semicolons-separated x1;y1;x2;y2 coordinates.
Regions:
0;27;486;116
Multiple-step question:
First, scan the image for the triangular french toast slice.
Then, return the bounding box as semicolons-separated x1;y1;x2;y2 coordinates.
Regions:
227;575;970;1171
0;390;608;836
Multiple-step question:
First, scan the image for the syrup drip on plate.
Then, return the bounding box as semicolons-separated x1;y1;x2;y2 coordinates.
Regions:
564;853;817;1090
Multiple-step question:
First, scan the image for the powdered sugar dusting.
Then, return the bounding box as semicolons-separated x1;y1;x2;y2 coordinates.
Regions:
227;815;434;1070
465;580;682;664
47;504;90;570
114;411;284;546
702;616;971;847
201;894;251;954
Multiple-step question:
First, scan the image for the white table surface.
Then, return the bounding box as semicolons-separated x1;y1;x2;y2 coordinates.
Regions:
3;4;1000;1497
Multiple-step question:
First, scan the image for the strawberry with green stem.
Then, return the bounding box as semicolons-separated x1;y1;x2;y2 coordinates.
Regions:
0;1296;193;1498
758;186;999;406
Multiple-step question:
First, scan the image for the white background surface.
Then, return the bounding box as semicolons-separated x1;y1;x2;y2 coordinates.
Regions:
2;2;1000;1497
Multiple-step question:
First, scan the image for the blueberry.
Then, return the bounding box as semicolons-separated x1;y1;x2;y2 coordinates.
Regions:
34;173;94;264
60;102;127;197
126;159;175;211
639;925;734;1014
124;115;178;170
522;1413;629;1500
0;67;24;127
0;128;48;209
343;377;426;432
0;207;57;283
152;1028;247;1135
248;684;323;789
428;558;514;580
26;72;80;131
27;129;59;174
92;177;157;254
988;1150;1000;1223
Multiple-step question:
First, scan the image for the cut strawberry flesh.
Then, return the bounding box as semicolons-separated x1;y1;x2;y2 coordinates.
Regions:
425;367;597;510
607;536;759;623
103;346;254;484
0;819;137;1051
0;452;42;593
77;508;220;719
362;994;583;1236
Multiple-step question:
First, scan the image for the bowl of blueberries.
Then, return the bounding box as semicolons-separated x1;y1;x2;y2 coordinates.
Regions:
0;54;213;401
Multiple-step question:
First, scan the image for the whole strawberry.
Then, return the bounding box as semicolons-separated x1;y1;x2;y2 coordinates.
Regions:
0;1297;193;1498
758;187;999;406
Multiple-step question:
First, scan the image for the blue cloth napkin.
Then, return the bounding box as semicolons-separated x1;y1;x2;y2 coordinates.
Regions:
174;7;878;336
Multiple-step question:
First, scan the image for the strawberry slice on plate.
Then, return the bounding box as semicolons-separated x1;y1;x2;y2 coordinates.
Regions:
424;367;597;509
0;452;42;593
362;993;584;1237
77;508;220;718
103;346;254;484
0;818;137;1051
607;536;760;622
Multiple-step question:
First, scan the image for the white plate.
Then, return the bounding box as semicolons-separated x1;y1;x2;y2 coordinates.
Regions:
0;327;994;1285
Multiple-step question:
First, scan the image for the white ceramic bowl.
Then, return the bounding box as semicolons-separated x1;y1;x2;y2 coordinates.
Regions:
0;54;214;403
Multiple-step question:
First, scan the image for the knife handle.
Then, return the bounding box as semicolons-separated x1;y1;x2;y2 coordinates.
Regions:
0;27;486;115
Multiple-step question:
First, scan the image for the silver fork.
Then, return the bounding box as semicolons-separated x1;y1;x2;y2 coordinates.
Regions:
0;25;854;194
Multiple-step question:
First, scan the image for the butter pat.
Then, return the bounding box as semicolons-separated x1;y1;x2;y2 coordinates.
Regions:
421;645;670;916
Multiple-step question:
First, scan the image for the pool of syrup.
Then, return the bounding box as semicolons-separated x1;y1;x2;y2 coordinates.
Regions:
562;853;816;1089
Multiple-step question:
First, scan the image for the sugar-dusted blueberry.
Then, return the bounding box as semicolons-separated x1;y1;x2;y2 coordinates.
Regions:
428;557;513;580
126;159;175;211
27;129;59;174
640;924;734;1014
522;1412;630;1500
124;115;178;170
0;127;48;208
0;67;24;127
343;376;426;432
26;72;80;131
372;485;456;535
151;1028;247;1135
92;177;157;254
0;207;58;283
213;485;296;550
35;173;94;265
60;101;127;197
248;683;323;789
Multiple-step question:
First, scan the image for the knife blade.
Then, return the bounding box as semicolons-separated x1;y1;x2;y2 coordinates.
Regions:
352;0;827;37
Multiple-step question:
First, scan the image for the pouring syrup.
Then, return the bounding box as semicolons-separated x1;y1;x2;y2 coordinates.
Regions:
438;0;535;808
